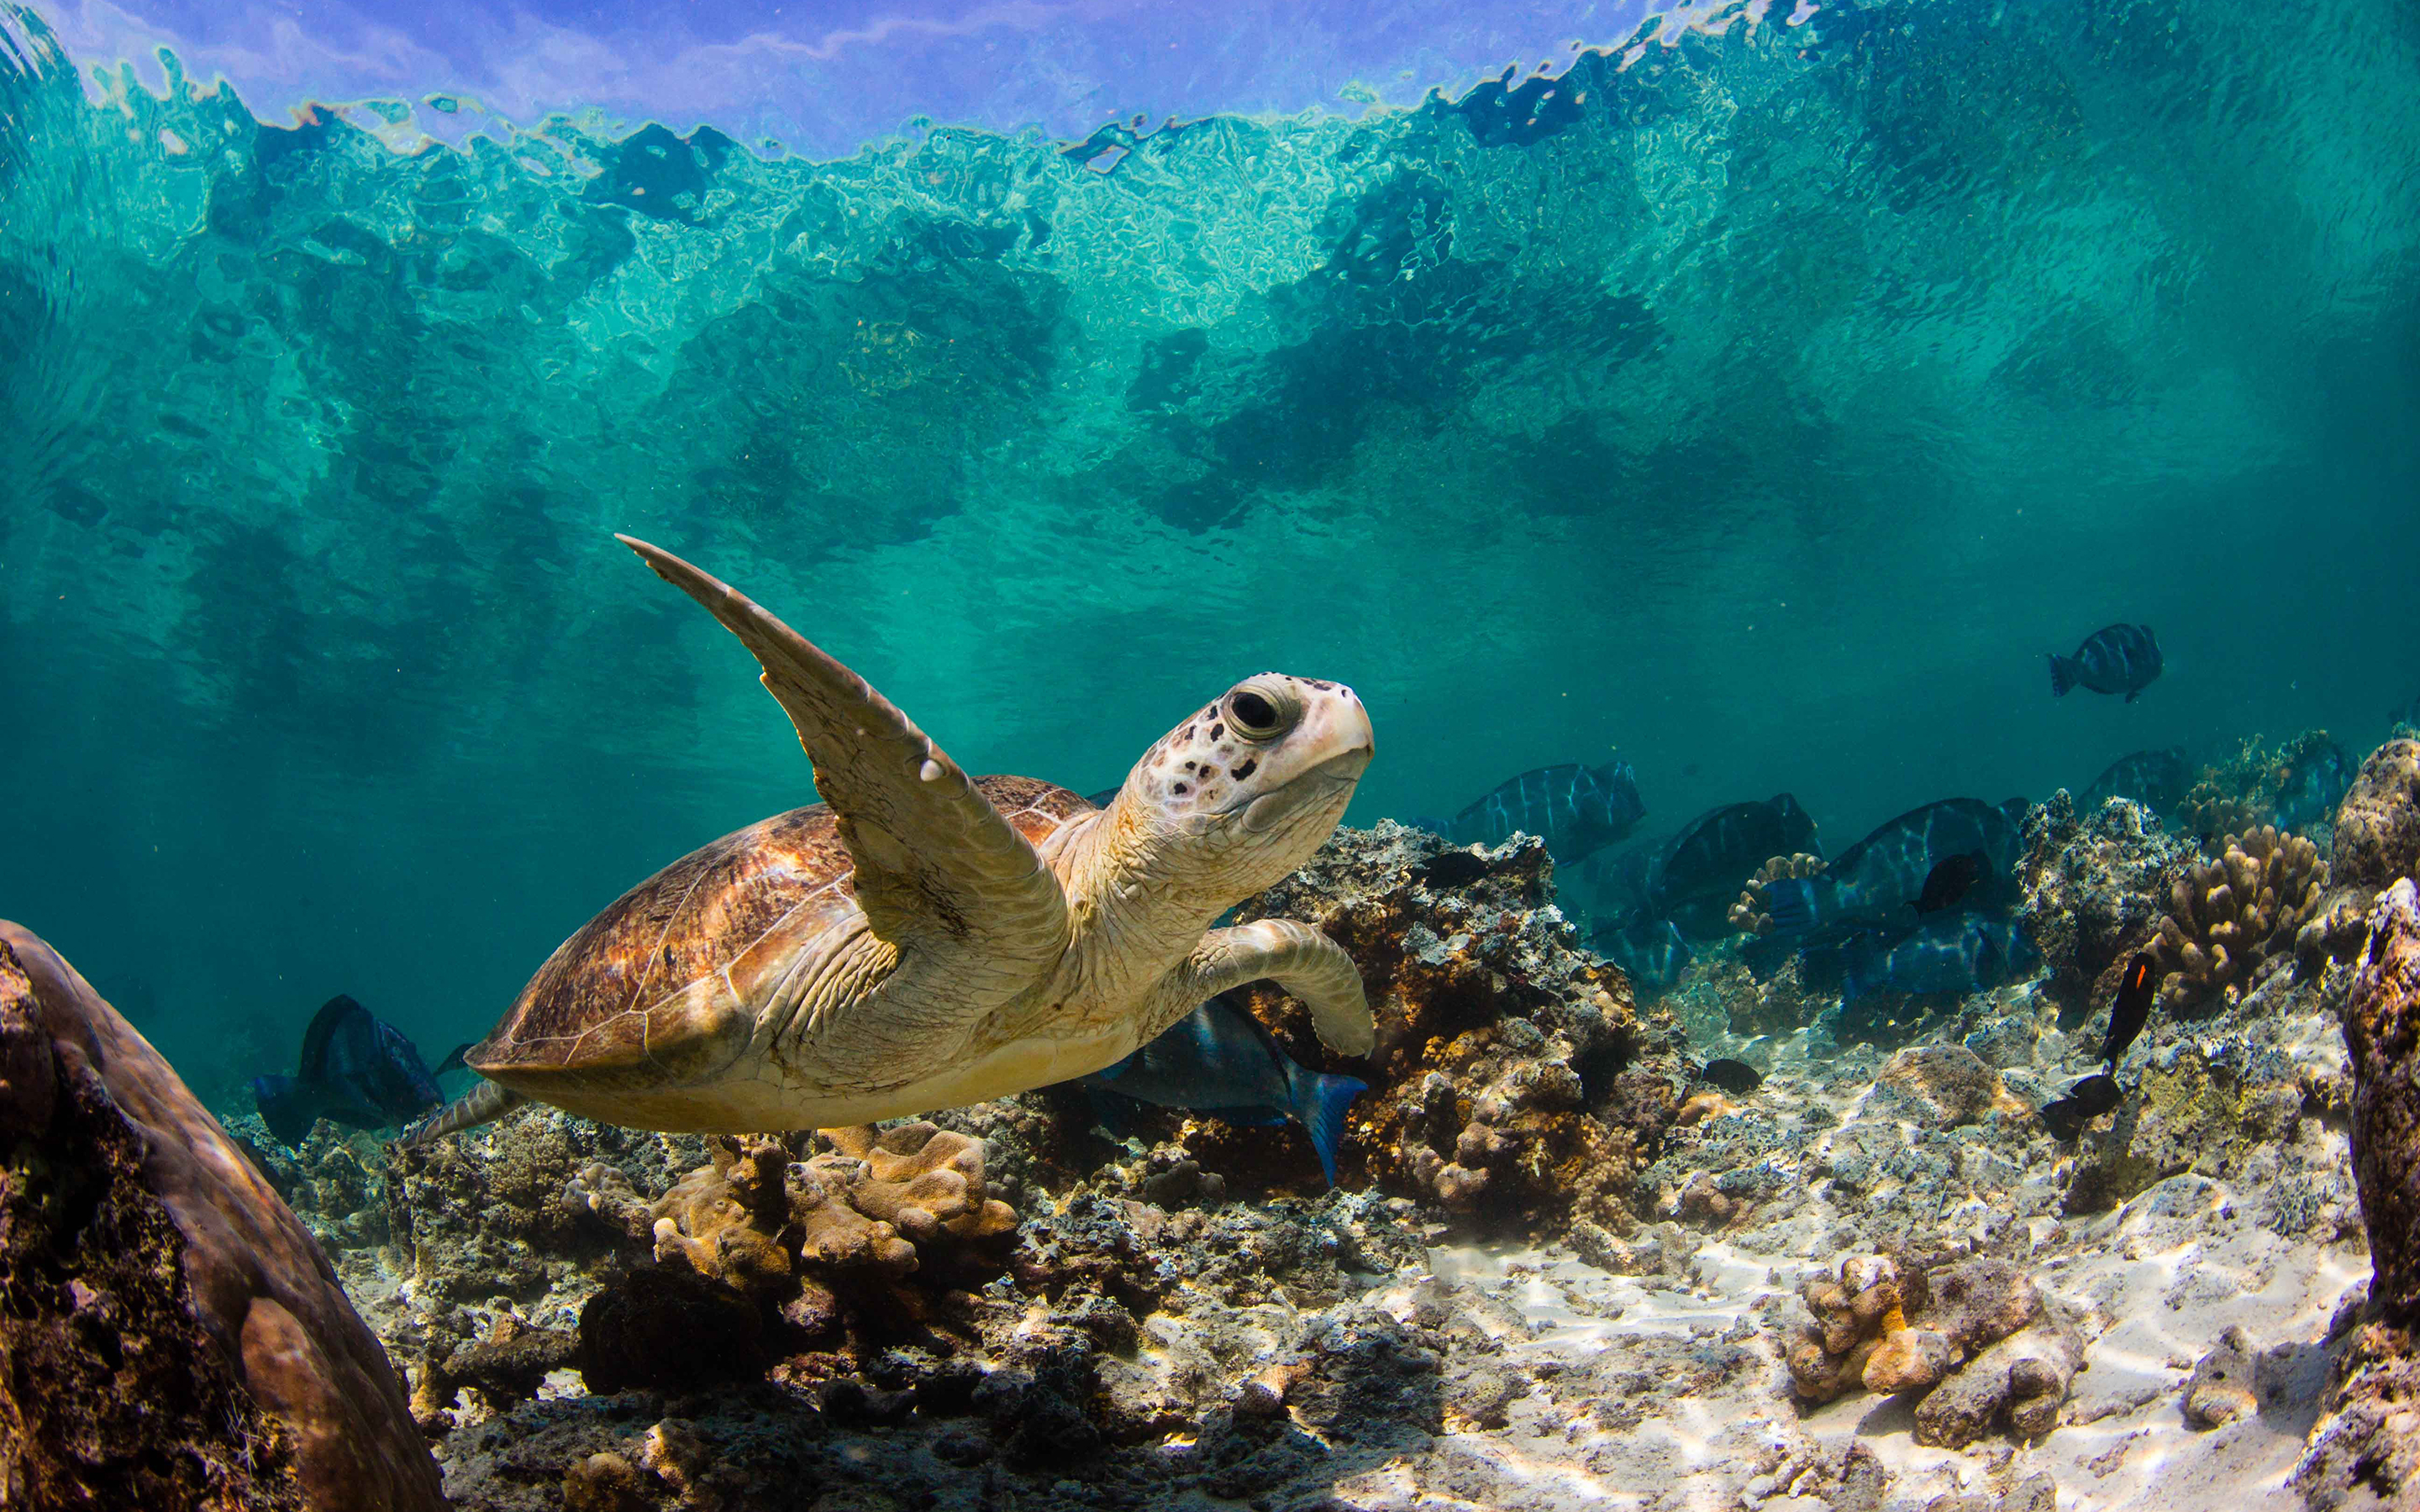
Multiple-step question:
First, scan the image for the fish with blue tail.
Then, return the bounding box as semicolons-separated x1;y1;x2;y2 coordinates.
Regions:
2275;738;2353;833
1592;914;1692;995
250;994;443;1147
1448;759;1645;864
1076;992;1366;1185
2082;748;2190;816
1644;793;1819;939
1836;914;2040;1000
2049;623;2162;701
1762;798;2024;937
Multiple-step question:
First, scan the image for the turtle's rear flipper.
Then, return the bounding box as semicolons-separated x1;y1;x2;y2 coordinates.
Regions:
399;1079;527;1147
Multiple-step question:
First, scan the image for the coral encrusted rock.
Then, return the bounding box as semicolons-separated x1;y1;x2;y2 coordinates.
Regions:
2149;826;2327;1016
2331;739;2420;898
1228;821;1691;1231
2343;879;2420;1323
0;921;445;1512
2017;791;2188;1015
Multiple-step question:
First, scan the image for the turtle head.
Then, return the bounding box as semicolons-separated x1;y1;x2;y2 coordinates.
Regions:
1112;675;1374;900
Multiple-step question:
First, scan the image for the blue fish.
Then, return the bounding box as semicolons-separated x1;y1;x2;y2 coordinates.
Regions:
1449;759;1645;864
1077;993;1366;1185
1644;794;1819;939
2082;748;2189;815
2049;623;2162;701
250;994;443;1147
2275;738;2352;833
1837;915;2040;1000
1763;798;2023;937
1592;915;1692;995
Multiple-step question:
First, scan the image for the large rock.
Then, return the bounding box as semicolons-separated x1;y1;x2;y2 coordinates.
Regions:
2344;880;2420;1324
0;922;445;1512
2333;740;2420;896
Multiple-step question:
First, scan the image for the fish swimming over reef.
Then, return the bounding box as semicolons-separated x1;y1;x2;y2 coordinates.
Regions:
1763;798;2023;936
2274;738;2353;834
1592;915;1693;994
2082;748;2190;816
250;995;444;1147
2102;951;2155;1068
1834;914;2040;1000
1449;759;1645;864
1697;1058;1763;1095
1645;794;1820;939
2039;1073;2123;1141
2048;623;2162;701
1077;992;1366;1185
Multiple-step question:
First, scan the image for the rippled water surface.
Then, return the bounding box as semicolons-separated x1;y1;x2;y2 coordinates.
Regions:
1;0;2415;1098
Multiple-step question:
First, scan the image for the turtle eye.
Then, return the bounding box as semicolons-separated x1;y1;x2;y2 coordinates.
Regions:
1226;686;1290;740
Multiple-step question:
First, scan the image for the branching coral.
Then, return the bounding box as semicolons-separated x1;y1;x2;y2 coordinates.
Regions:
1728;853;1825;936
2149;826;2326;1016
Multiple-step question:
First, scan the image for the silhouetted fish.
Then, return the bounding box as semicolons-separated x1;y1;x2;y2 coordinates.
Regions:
1647;794;1819;939
1697;1058;1763;1095
1839;915;2040;1000
250;995;443;1147
1077;993;1366;1185
2081;748;2190;815
2039;1073;2123;1140
1449;759;1645;864
1911;851;1986;916
1085;786;1121;808
2275;739;2353;833
2049;623;2162;701
1593;915;1693;994
2102;952;2156;1069
1764;798;2023;936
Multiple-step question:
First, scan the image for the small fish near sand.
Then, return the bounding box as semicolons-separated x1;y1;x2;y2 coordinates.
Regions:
1077;993;1367;1185
1697;1058;1763;1095
2048;623;2162;701
250;994;444;1147
1449;759;1646;864
2039;1073;2123;1141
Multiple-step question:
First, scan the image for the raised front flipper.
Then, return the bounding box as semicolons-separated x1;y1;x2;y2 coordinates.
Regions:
617;537;1071;990
1170;919;1374;1057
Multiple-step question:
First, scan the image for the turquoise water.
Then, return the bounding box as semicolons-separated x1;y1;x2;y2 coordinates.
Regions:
1;0;2415;1107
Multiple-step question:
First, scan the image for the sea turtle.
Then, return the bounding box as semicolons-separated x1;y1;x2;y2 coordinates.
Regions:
412;536;1375;1140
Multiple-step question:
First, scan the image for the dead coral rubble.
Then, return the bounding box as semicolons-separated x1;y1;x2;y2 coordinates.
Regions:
2149;825;2327;1016
1785;1254;2079;1447
0;921;445;1512
1231;821;1691;1231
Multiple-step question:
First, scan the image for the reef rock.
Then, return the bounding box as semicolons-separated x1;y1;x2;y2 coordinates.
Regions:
1229;821;1691;1229
2017;792;2187;1015
0;921;444;1512
2344;879;2420;1323
2331;739;2420;898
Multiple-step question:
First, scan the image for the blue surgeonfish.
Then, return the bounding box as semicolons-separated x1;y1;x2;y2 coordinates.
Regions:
251;994;443;1146
1078;992;1366;1185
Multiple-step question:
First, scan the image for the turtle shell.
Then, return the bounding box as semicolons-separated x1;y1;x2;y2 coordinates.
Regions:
466;776;1097;1095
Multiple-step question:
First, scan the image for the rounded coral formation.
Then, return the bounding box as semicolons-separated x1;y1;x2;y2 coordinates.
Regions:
2149;825;2327;1016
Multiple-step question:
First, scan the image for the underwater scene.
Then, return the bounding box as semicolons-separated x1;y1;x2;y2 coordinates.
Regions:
2;0;2418;1504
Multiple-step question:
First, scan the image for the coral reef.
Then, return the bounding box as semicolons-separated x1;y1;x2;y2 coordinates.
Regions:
2329;739;2420;898
2343;879;2420;1322
2149;825;2327;1017
1785;1254;2078;1446
0;922;445;1512
2017;791;2188;1016
1230;821;1691;1230
1728;853;1826;936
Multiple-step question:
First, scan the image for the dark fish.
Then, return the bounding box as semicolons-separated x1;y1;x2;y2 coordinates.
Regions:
1592;915;1693;994
250;995;444;1147
2275;739;2353;834
1698;1058;1763;1095
1076;993;1366;1186
2082;748;2190;815
1839;915;2040;1001
2049;623;2162;701
1417;849;1492;889
1764;798;2023;936
1647;793;1819;939
2039;1073;2123;1141
1449;759;1645;864
1910;851;1986;916
2102;952;2156;1068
